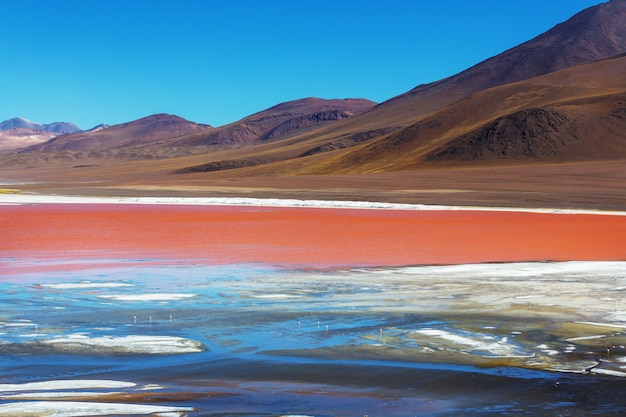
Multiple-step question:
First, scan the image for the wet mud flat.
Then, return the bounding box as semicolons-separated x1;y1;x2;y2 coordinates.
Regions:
2;259;626;416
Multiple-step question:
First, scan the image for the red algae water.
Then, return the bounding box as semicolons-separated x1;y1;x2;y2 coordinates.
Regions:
1;203;625;267
2;203;626;416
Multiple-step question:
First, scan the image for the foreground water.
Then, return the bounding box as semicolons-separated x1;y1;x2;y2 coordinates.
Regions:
2;258;626;416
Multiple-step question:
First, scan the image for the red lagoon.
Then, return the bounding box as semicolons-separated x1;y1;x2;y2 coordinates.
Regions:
1;203;625;269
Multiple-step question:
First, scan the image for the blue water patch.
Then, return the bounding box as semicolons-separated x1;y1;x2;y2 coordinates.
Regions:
3;259;626;416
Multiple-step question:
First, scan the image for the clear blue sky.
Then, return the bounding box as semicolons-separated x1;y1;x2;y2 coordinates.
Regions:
1;0;604;129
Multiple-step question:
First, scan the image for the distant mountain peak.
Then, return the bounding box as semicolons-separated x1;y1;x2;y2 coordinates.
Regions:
0;117;81;134
0;117;40;131
84;124;110;133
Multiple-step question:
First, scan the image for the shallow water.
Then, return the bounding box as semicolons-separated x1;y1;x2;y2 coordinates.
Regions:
2;258;626;416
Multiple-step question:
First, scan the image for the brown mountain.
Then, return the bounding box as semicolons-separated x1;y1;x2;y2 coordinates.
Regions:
360;0;626;129
24;114;212;153
174;54;626;176
174;97;375;146
173;0;626;175
305;55;626;173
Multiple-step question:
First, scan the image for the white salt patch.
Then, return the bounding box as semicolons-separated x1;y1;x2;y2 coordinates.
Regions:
414;329;522;356
433;261;626;278
59;333;90;340
43;335;204;354
98;293;197;301
0;401;194;417
41;282;134;289
139;384;164;391
0;379;136;392
1;391;122;399
575;321;626;330
566;335;607;342
250;294;301;299
591;368;626;378
3;193;625;215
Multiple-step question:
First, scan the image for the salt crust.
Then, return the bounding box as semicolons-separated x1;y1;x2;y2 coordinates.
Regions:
43;335;204;354
40;282;134;289
0;379;136;392
2;193;625;215
98;293;197;301
0;401;193;417
385;261;626;278
0;391;123;399
413;329;526;357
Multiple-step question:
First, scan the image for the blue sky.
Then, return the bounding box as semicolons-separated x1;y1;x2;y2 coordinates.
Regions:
1;0;604;129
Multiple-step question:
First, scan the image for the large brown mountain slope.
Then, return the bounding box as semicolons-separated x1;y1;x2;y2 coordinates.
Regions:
355;0;626;129
237;0;626;155
171;0;626;176
174;54;626;176
316;55;626;173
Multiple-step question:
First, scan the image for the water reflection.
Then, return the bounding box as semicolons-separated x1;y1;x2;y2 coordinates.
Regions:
1;259;626;415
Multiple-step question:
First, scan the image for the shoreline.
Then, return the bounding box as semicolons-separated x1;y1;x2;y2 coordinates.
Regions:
1;193;625;216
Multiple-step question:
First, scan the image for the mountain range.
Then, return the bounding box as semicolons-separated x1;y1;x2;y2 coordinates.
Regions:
0;118;81;151
1;0;625;209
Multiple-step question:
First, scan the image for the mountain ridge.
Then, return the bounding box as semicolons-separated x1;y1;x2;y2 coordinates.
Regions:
23;113;212;153
173;97;375;147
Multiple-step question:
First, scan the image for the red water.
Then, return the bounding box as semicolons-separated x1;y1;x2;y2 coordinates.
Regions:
1;204;625;269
